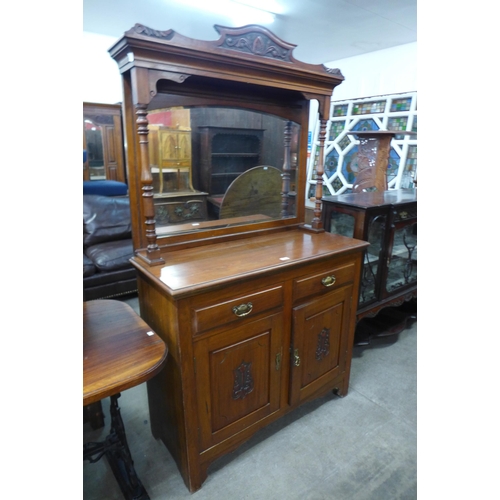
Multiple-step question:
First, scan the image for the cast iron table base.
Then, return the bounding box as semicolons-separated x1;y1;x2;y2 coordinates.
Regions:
84;393;149;500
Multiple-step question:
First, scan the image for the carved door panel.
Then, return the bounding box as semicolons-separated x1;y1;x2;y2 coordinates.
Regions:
194;312;283;451
290;285;353;406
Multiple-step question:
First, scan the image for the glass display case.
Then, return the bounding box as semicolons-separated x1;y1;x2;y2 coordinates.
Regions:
322;189;417;320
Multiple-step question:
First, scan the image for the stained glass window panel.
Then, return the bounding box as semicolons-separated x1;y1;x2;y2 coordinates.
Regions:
352;119;379;132
333;104;348;117
388;116;408;131
352;100;386;115
329;121;345;141
390;97;412;112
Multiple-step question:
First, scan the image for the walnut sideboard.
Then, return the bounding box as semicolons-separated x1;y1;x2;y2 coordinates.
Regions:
132;229;367;491
108;23;369;492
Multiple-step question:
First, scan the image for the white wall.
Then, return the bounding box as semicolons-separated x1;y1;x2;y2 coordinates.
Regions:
324;42;417;101
82;32;123;104
307;42;417;149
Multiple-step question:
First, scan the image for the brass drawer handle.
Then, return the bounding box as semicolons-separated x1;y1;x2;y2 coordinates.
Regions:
293;348;301;367
321;275;336;287
232;302;253;317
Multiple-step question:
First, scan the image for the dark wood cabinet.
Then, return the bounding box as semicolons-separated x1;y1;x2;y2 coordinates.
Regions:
322;189;417;321
109;23;367;493
195;126;264;217
197;127;264;194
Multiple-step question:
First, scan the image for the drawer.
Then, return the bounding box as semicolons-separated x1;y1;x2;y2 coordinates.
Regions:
162;159;190;168
192;285;284;335
292;262;355;303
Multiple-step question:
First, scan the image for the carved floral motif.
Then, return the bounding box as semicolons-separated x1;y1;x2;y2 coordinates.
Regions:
232;362;254;400
222;33;291;61
131;23;174;40
315;328;330;361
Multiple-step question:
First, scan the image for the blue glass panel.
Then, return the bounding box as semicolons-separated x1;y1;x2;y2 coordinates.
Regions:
387;148;401;182
341;146;359;184
324;150;338;177
351;119;380;132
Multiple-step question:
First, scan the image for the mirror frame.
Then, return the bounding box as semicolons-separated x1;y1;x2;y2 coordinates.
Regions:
109;24;344;265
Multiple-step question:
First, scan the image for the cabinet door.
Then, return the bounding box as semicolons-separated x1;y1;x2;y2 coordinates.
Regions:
194;312;283;451
290;285;353;406
383;219;417;297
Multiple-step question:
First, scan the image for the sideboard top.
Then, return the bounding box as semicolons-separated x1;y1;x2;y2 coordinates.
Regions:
132;229;368;298
323;188;417;210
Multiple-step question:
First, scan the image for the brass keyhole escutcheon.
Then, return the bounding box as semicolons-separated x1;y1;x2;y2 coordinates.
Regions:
293;349;301;367
233;302;253;317
275;352;282;371
321;275;336;287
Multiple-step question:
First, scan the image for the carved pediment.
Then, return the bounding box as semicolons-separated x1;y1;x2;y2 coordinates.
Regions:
127;23;175;40
214;24;295;62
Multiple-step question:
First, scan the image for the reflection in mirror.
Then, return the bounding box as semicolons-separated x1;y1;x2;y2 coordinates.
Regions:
84;118;105;180
147;106;300;236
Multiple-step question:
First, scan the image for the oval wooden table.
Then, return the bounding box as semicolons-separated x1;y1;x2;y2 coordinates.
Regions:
83;299;168;500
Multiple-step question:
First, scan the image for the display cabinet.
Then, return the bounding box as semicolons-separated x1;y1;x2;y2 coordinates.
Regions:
322;189;417;324
109;23;368;492
196;126;264;217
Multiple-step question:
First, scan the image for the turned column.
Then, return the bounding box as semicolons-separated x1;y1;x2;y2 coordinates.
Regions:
310;118;328;229
136;104;164;265
280;121;292;217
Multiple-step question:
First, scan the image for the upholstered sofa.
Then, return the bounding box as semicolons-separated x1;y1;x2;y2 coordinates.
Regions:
83;194;137;301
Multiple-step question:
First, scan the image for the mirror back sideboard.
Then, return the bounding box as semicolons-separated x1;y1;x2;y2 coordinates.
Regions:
108;24;369;493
